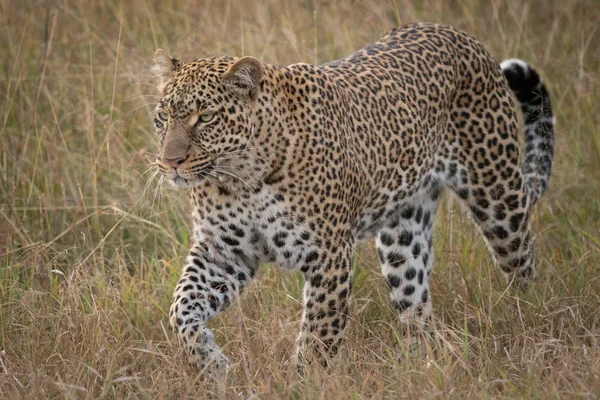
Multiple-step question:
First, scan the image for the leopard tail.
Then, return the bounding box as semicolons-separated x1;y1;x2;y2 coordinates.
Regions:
501;59;555;205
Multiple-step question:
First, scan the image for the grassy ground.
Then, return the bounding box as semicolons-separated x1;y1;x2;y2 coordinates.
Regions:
1;0;599;398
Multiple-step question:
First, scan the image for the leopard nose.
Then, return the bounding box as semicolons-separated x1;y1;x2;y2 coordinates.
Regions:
161;156;186;169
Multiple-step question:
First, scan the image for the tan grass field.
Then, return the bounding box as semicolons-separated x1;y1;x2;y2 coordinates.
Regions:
1;0;599;398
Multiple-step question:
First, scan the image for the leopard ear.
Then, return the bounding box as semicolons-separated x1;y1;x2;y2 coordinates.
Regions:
152;49;181;91
222;57;263;100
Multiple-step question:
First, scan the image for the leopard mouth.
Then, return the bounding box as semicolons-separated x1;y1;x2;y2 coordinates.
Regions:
162;165;214;189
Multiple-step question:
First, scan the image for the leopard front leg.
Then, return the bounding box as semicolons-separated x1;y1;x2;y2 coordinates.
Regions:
295;246;353;369
169;242;256;374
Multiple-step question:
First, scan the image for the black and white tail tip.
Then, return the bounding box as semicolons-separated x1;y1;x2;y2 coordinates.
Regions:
501;58;555;205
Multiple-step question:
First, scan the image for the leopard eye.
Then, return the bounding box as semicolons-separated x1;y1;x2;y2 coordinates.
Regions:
157;112;169;122
199;113;214;123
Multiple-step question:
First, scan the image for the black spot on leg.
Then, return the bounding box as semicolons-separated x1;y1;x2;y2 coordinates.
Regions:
412;243;421;257
509;257;527;269
305;251;319;263
430;186;441;201
416;304;424;318
401;206;414;219
221;236;240;246
393;299;412;312
208;295;219;311
377;248;385;263
210;281;228;293
380;232;394;246
491;226;509;240
423;211;431;228
469;206;489;222
387;275;401;288
339;271;349;284
236;272;247;282
495;246;508;257
387;252;406;267
500;264;513;273
504;195;520;210
404;268;417;280
398;231;413;246
520;267;533;279
494;203;506;220
509;237;521;252
185;266;198;274
509;212;525;232
415;207;423;223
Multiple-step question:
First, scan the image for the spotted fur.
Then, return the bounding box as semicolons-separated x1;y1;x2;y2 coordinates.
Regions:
149;23;555;373
500;59;555;203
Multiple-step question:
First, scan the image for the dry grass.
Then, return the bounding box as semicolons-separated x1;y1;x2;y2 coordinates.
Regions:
1;0;599;398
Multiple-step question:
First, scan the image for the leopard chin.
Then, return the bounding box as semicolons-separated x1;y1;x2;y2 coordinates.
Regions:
168;175;206;189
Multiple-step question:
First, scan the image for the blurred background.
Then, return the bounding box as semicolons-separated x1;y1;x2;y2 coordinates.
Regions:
1;0;599;398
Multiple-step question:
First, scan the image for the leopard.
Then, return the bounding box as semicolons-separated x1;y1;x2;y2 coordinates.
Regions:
149;22;555;374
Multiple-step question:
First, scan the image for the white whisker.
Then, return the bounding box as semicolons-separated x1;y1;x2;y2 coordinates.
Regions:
124;94;161;103
212;168;255;190
131;102;159;114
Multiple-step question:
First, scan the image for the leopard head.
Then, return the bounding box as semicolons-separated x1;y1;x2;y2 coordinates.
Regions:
151;50;264;188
